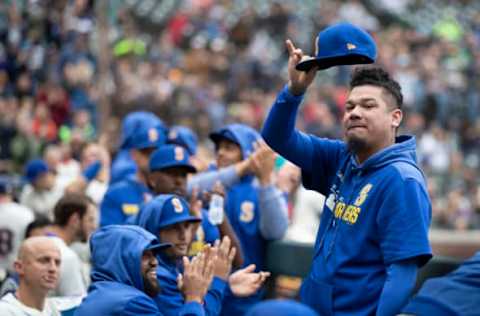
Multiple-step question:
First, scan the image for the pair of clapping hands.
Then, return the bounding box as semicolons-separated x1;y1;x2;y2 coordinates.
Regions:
178;236;270;303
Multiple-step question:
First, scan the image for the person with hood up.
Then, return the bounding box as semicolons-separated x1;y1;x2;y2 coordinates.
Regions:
134;194;270;316
261;39;432;316
207;123;288;316
100;123;166;226
74;225;213;316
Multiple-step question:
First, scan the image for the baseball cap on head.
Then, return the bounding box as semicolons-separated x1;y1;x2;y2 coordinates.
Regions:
120;112;167;150
296;22;377;71
24;159;50;184
167;126;198;156
144;195;201;230
149;145;196;173
129;126;166;150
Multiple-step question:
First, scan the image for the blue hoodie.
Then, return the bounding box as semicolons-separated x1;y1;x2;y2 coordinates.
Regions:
74;225;204;316
210;124;288;316
262;86;432;316
100;174;152;226
403;251;480;316
134;195;226;316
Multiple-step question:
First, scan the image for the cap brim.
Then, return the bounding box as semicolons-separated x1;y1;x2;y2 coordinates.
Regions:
151;163;197;174
209;132;238;146
296;54;374;71
146;242;172;254
159;216;202;229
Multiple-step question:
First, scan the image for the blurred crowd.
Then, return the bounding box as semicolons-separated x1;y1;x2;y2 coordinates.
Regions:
0;0;479;257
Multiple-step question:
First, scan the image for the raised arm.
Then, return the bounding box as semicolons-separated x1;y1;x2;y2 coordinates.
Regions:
261;40;318;172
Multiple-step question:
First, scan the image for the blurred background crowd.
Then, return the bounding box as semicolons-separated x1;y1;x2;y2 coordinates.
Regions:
0;0;480;231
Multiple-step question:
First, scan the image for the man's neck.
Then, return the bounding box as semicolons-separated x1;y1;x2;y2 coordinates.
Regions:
15;284;47;312
136;171;147;185
49;226;74;245
356;137;396;164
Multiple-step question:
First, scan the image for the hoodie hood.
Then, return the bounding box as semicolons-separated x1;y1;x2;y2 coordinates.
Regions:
210;123;261;159
89;225;169;292
351;135;421;173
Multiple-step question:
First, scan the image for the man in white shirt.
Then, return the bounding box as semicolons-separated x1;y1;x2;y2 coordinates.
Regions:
19;159;64;219
0;178;34;276
0;236;62;316
46;193;97;297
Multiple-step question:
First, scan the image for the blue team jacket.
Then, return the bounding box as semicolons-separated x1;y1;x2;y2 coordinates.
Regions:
74;226;204;316
212;124;268;316
110;149;137;185
262;86;432;316
100;175;152;226
403;251;480;316
133;195;226;316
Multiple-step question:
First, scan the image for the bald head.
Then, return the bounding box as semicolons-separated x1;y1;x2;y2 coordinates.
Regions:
17;236;60;262
15;237;61;292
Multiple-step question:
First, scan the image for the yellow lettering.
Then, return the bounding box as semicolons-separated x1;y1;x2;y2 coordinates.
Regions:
334;202;346;218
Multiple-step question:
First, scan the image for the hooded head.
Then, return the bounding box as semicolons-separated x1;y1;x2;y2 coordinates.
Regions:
134;194;200;259
90;225;170;294
209;123;261;168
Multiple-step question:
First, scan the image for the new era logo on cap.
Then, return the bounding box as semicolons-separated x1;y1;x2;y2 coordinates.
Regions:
347;43;357;50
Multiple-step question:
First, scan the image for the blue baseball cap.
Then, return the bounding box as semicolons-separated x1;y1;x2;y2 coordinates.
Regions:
149;145;196;173
296;22;377;71
120;111;167;149
167;125;198;156
129;126;166;150
24;159;50;184
137;195;201;232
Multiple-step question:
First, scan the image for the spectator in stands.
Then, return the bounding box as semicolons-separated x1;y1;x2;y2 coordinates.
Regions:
0;177;34;275
24;215;52;238
74;225;211;316
19;159;63;218
47;193;97;297
0;236;62;315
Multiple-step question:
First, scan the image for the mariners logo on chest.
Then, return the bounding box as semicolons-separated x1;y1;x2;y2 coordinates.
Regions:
327;183;373;225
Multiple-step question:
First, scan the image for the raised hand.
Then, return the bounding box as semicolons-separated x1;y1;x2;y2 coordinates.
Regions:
228;264;271;297
178;251;215;303
212;236;236;280
286;39;317;96
250;140;276;186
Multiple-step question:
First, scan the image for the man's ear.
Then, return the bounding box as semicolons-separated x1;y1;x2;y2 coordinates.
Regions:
392;108;403;128
14;260;24;276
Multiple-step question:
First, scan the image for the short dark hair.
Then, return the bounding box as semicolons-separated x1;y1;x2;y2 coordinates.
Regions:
53;193;93;227
25;215;52;238
349;66;403;109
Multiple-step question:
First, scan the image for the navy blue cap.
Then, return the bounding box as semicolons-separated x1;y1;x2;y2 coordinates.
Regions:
24;159;50;184
138;195;201;232
296;22;377;71
129;126;166;150
149;145;196;173
167;125;198;156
